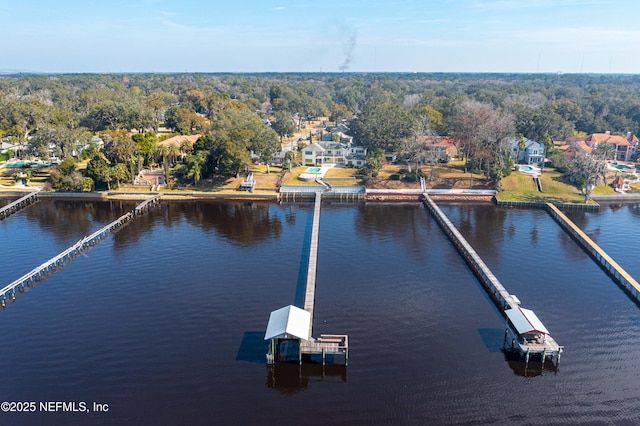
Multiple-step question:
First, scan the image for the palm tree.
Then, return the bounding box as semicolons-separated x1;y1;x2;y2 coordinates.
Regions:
179;140;193;162
168;144;180;166
159;144;169;164
516;133;526;165
187;151;207;186
594;142;614;161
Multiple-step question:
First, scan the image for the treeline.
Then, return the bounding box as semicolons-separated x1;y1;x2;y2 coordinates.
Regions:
1;72;639;189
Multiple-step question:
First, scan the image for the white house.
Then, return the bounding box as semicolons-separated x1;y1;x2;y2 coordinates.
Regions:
510;137;545;165
302;141;366;168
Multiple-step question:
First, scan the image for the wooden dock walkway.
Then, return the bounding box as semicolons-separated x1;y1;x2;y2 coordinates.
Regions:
422;193;563;365
303;192;322;337
134;193;162;214
0;190;40;220
547;203;640;303
265;192;348;365
0;195;162;306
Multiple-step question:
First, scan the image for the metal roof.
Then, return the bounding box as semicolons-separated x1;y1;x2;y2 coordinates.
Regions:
264;305;311;341
505;307;550;335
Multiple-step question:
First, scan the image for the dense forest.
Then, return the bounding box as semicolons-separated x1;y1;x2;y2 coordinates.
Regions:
1;72;639;190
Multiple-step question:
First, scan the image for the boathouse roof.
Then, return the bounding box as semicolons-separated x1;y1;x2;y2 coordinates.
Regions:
505;307;550;335
264;305;311;341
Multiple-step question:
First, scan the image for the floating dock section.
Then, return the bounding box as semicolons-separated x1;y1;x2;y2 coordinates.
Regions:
266;192;348;365
547;203;640;303
0;195;162;306
0;190;40;220
422;193;562;365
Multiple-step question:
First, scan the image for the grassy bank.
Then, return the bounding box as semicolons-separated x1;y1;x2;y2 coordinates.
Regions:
497;168;587;204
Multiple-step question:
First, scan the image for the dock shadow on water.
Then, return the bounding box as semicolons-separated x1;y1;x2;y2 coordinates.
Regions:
293;210;314;308
477;328;506;353
236;332;269;364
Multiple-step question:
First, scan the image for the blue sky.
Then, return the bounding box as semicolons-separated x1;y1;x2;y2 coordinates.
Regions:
1;0;639;73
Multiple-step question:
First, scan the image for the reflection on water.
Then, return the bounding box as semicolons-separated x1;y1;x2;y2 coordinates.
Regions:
2;200;640;424
266;363;347;395
502;350;559;377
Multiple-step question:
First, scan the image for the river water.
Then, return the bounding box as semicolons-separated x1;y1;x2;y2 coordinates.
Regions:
1;199;639;425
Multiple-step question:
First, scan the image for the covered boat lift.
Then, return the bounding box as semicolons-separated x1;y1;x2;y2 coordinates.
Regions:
265;305;311;364
264;305;348;365
504;306;561;366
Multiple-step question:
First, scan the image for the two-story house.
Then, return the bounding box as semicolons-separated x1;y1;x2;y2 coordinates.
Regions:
302;141;366;168
509;136;545;165
584;131;639;161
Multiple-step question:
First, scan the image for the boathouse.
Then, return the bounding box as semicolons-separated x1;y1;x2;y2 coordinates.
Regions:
264;304;349;365
265;305;311;364
505;307;549;343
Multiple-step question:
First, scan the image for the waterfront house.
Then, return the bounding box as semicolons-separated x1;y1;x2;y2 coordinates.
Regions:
584;131;639;162
302;141;366;168
509;136;545;165
559;136;592;159
417;136;458;161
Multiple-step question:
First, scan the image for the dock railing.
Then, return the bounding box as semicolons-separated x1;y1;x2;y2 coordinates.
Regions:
0;189;40;220
1;195;162;306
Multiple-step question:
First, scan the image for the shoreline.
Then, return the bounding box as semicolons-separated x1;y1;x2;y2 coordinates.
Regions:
3;186;639;203
0;187;496;202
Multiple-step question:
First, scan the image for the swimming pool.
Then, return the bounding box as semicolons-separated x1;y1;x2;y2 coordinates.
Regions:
611;163;636;172
519;166;534;172
305;167;322;173
2;161;29;168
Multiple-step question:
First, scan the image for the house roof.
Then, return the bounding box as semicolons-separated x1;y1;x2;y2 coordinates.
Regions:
417;135;458;147
416;136;459;156
586;133;631;146
509;136;543;150
572;140;593;155
305;142;325;152
564;135;587;144
505;307;550;335
158;134;200;148
264;305;311;341
613;176;626;186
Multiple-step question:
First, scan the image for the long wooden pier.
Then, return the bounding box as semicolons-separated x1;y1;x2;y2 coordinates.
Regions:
0;190;40;220
303;192;322;336
266;192;348;365
547;203;640;303
299;192;349;364
422;193;563;365
0;195;162;306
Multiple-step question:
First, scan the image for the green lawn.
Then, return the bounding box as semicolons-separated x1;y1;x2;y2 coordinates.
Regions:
497;168;589;204
282;167;324;187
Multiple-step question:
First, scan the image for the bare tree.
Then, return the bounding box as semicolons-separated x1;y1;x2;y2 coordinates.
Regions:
452;100;515;181
567;154;609;203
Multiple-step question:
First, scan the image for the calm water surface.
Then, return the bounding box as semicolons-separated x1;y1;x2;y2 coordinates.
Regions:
1;199;639;425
